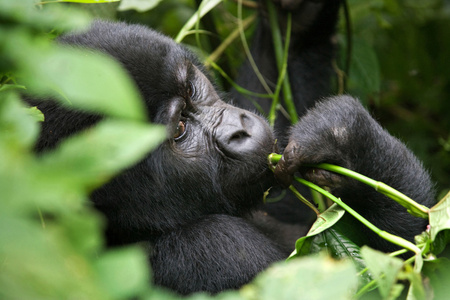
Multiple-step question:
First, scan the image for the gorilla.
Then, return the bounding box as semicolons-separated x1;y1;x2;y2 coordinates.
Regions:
27;0;435;295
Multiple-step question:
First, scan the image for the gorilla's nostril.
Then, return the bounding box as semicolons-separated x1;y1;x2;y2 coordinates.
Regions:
229;130;250;142
215;106;273;158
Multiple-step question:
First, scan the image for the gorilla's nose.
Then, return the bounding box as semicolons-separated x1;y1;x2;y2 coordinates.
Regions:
215;107;273;158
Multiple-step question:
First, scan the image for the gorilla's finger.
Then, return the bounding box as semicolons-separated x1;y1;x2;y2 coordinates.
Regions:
274;141;302;188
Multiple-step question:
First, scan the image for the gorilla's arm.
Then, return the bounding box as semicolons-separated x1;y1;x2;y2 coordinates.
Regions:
233;0;342;133
275;96;435;252
150;215;286;295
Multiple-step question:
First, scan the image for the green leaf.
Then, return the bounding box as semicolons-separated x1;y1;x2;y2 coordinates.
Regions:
361;246;404;299
37;119;166;191
345;38;381;104
422;258;450;300
246;255;358;300
118;0;163;12
46;0;119;3
429;191;450;241
0;84;26;92
289;204;345;258
95;247;150;299
56;209;105;256
405;270;426;300
0;119;165;216
5;30;147;121
318;229;371;283
0;91;39;151
307;204;346;236
26;106;45;122
0;0;90;32
431;230;450;255
0;216;106;300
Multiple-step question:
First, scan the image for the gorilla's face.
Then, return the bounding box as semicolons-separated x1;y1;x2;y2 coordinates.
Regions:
67;21;276;240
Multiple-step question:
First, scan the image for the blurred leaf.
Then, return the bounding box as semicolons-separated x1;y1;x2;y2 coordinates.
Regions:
429;191;450;241
0;0;90;32
404;269;426;300
55;209;105;256
431;230;450;255
422;257;450;299
45;0;118;2
245;255;358;300
118;0;163;12
0;84;26;92
0;91;39;151
26;106;45;122
95;247;150;299
37;119;166;192
346;38;381;105
361;246;404;299
4;30;147;121
0;216;107;300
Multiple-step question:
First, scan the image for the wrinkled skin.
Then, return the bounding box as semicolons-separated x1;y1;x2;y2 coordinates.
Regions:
27;0;435;295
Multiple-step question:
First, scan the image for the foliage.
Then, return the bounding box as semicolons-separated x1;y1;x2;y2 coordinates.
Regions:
1;0;450;300
0;0;166;299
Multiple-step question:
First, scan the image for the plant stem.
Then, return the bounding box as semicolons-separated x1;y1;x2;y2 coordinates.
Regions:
268;154;422;254
238;0;273;95
209;62;272;99
296;177;422;255
265;0;298;125
267;154;320;214
268;154;429;219
289;185;321;215
308;163;429;219
205;14;256;67
310;189;327;213
175;0;223;43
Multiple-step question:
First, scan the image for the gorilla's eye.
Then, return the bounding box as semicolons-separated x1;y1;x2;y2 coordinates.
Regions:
187;82;196;99
174;120;187;140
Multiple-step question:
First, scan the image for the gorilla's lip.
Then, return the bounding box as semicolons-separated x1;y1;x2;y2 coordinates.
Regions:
247;159;276;186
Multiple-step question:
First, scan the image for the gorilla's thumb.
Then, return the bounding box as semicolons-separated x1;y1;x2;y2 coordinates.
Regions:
274;141;301;188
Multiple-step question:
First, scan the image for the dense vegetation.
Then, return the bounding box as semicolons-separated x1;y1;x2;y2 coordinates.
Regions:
1;0;449;299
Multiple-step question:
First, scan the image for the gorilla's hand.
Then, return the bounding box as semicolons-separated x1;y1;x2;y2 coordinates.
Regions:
274;96;381;189
274;96;434;250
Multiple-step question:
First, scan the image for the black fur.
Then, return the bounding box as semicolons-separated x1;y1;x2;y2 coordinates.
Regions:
27;0;435;295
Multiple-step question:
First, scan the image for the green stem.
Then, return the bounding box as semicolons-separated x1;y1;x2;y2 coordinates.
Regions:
209;62;272;99
238;0;273;95
310;189;327;213
268;154;421;253
268;152;281;164
268;154;429;219
296;177;421;255
355;278;378;299
36;206;46;229
289;185;320;215
175;0;222;43
308;163;429;219
205;14;256;67
267;154;320;214
265;0;298;125
269;153;422;253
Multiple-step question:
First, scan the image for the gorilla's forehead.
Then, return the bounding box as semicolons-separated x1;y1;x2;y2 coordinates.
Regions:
60;20;195;88
60;20;215;119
